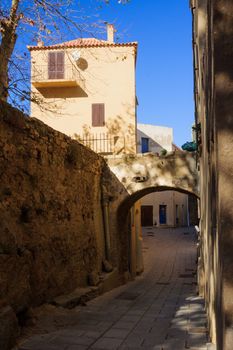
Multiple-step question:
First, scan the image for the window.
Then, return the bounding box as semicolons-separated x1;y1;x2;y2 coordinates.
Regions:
141;137;149;153
48;51;64;79
92;103;105;127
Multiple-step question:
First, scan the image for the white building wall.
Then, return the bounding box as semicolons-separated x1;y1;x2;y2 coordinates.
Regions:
137;123;173;154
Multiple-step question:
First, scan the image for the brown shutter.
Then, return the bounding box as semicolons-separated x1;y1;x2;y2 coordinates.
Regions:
92;104;99;126
98;104;105;126
56;51;64;79
48;52;56;79
92;104;105;127
48;51;64;79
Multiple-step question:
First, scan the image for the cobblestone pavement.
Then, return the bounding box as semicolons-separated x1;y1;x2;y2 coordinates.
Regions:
18;227;215;350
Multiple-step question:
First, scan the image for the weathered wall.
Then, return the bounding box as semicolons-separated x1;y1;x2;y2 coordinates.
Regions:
106;152;198;197
0;101;129;319
192;0;233;349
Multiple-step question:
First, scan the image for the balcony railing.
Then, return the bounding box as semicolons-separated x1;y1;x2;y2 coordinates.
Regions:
32;64;82;87
76;133;127;155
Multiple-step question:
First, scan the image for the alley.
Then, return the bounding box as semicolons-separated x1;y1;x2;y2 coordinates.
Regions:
18;227;214;350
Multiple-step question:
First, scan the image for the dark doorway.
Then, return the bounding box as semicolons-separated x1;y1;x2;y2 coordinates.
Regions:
141;205;153;226
159;205;167;224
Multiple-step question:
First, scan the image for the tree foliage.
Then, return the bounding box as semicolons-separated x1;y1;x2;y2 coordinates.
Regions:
0;0;130;111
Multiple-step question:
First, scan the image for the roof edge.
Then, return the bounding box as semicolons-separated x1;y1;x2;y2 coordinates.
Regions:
28;42;138;51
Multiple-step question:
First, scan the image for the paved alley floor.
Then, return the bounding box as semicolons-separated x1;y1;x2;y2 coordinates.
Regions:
18;227;215;350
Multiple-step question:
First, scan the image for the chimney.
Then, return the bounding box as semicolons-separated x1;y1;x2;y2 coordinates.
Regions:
37;39;44;47
107;24;115;43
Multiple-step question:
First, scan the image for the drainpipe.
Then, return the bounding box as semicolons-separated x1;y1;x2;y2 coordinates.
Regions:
102;193;111;261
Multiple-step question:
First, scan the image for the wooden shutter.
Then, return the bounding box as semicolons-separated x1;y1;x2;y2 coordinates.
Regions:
48;51;64;79
98;104;105;126
48;52;56;79
56;52;64;79
92;103;105;127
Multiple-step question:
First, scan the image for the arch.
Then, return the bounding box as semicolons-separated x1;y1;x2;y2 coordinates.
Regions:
106;152;199;204
115;185;199;278
117;185;199;219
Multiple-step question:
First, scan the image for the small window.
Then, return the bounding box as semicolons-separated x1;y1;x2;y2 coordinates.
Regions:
92;103;105;127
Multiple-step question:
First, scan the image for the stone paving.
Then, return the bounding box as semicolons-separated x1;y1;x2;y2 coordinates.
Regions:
18;227;215;350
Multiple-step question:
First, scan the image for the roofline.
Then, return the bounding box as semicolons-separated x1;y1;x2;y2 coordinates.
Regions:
27;42;138;51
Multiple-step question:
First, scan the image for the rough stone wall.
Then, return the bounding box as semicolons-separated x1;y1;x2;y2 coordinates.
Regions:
0;101;129;318
192;1;233;349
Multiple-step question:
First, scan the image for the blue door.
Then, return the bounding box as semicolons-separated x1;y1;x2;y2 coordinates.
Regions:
141;137;149;153
159;205;167;224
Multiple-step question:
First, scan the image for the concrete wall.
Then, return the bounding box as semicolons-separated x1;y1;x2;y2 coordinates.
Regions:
30;44;137;154
192;0;233;348
137;123;173;153
0;101;131;322
140;191;188;227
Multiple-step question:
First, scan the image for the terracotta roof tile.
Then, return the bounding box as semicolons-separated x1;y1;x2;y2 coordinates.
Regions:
28;37;137;51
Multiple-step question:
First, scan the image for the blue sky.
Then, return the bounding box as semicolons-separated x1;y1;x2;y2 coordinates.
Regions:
94;0;194;146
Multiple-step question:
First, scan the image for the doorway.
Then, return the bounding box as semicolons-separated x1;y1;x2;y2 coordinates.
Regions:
141;137;149;153
141;205;153;226
159;205;167;224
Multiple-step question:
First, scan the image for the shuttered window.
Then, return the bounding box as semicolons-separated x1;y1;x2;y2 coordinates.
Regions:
48;51;64;79
92;103;105;127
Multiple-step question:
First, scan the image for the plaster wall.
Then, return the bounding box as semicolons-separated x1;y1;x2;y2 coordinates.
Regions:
192;0;233;348
140;191;188;227
137;123;173;153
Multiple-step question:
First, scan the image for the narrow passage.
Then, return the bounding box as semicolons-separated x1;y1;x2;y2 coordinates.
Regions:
19;227;215;350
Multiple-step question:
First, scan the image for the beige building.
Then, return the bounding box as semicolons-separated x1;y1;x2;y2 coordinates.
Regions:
140;191;188;227
29;24;137;154
137;124;189;228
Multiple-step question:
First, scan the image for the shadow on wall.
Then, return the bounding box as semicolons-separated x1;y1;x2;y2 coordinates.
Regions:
38;86;88;98
214;3;233;348
137;129;163;153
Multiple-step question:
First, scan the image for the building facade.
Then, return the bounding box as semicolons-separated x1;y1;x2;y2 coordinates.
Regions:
137;124;189;228
29;24;138;155
137;123;173;154
140;190;189;227
192;0;233;349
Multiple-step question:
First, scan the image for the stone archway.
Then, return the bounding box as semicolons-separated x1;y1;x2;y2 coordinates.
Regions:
116;186;199;278
106;152;199;198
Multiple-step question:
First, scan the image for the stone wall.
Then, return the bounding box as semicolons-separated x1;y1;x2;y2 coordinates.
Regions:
192;1;233;349
0;101;129;323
